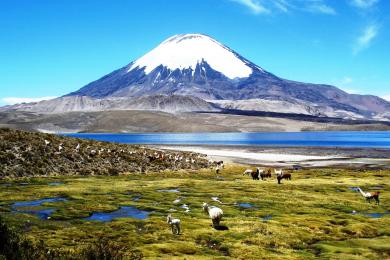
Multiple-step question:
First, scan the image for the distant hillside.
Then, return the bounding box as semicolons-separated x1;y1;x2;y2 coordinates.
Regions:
1;110;390;134
0;128;208;178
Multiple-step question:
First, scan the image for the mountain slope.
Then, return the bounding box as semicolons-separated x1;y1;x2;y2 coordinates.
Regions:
0;95;218;113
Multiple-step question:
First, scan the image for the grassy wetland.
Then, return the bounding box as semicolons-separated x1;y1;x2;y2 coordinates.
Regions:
1;165;389;259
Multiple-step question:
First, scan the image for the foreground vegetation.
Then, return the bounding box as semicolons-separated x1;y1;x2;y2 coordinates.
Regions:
0;165;389;259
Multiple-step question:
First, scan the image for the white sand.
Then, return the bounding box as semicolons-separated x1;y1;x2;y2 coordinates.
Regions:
160;146;338;162
158;146;390;167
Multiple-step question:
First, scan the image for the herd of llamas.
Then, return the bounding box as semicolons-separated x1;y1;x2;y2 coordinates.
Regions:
167;160;381;235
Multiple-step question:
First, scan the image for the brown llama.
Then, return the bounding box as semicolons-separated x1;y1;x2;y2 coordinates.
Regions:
277;173;291;184
358;188;380;204
370;191;380;204
251;170;259;180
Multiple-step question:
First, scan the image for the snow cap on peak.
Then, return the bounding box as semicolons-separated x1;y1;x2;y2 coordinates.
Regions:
128;33;254;79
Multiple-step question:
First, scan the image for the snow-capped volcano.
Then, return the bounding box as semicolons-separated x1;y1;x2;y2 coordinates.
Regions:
128;33;255;79
6;33;389;121
67;33;275;99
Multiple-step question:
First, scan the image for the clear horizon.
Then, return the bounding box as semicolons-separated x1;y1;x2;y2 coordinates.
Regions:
1;0;389;106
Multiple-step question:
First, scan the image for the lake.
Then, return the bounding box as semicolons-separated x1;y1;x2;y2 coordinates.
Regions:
64;131;390;148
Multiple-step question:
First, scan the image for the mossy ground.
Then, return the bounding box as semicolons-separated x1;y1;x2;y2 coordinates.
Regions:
0;165;389;259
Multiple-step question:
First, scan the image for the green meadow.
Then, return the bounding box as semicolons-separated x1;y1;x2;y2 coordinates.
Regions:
0;165;389;259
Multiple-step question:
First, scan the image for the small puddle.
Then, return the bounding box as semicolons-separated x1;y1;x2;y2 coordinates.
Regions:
12;198;67;208
350;211;389;218
83;206;150;222
157;188;180;193
181;204;190;212
173;198;182;204
365;212;389;218
238;203;255;208
16;209;55;220
262;215;272;222
132;196;142;201
48;182;64;186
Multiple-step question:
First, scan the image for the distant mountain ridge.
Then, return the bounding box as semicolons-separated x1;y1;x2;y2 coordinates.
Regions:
2;33;389;121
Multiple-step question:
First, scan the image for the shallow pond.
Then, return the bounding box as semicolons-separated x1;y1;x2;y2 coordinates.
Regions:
365;212;389;218
12;198;67;208
11;197;68;220
48;182;64;186
157;188;180;193
262;215;272;222
83;206;150;222
238;203;255;208
132;196;142;201
15;208;55;220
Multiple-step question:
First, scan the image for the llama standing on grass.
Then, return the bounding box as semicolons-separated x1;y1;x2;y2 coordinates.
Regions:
202;202;223;227
243;169;253;176
277;172;291;184
215;165;222;174
167;214;181;235
251;170;259;180
357;187;380;204
274;169;283;177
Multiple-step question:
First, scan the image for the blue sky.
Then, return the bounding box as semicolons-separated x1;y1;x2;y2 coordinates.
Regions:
0;0;389;106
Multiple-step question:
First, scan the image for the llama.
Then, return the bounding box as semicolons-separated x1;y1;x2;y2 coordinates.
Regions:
202;202;223;227
58;143;63;152
264;168;272;178
251;170;259;180
274;169;283;177
216;161;224;169
243;169;253;176
357;187;380;204
166;214;181;235
256;168;269;180
215;165;222;174
277;173;291;184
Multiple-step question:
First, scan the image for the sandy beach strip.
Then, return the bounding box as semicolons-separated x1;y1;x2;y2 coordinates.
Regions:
157;145;390;168
160;146;338;161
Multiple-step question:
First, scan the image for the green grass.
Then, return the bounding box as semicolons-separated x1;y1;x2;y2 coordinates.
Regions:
1;165;389;259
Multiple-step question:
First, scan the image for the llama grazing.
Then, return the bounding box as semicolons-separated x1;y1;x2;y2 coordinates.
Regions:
202;202;223;227
167;214;181;235
215;165;222;174
277;172;291;184
257;168;271;180
216;161;224;169
357;187;380;204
